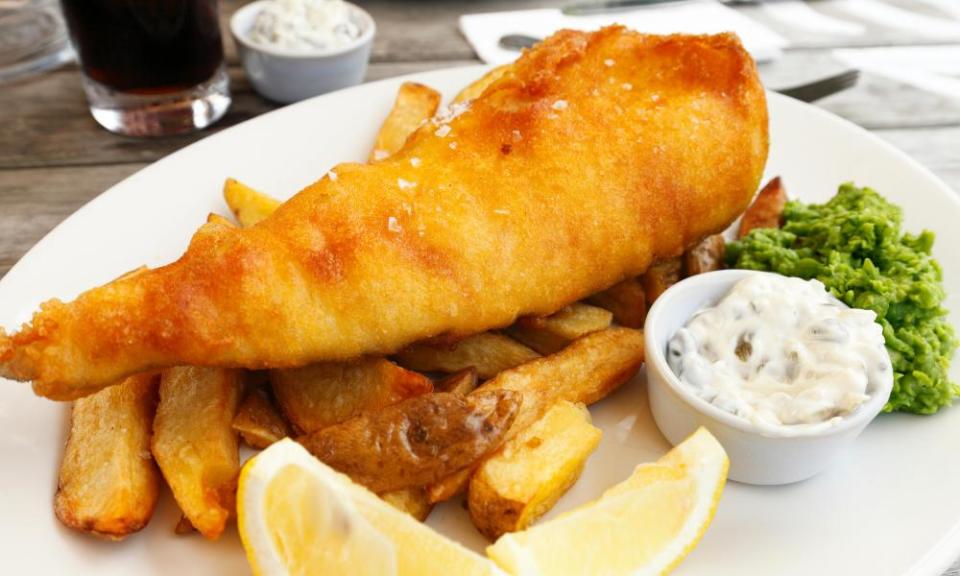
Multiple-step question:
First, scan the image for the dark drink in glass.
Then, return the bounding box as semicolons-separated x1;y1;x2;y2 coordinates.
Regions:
59;0;231;136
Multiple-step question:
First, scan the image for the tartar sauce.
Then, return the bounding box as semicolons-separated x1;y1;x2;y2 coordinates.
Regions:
667;274;892;432
249;0;361;52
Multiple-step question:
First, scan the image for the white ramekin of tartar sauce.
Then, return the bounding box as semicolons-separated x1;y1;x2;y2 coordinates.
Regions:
645;269;893;485
230;0;375;103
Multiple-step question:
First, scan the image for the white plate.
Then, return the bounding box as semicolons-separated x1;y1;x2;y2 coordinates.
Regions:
1;66;958;576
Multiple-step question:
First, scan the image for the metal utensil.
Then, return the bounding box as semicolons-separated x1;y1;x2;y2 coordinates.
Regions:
776;69;860;103
498;34;543;52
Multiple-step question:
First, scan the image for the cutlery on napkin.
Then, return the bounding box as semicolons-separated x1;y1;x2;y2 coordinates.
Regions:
460;0;788;65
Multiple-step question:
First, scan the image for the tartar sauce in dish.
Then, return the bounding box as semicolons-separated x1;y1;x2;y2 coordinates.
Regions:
249;0;361;52
667;273;892;433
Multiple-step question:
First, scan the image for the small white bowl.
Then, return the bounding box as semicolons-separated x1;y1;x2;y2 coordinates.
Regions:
644;269;893;485
230;0;375;104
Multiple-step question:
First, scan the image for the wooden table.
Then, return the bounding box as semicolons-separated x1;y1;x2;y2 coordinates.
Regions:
1;1;959;571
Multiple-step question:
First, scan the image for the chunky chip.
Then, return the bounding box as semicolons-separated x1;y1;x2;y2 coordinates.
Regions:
468;401;602;539
222;178;281;228
588;278;647;328
453;64;512;104
397;332;540;379
435;367;479;396
54;373;160;540
297;390;521;493
380;488;434;522
232;385;291;450
738;176;787;238
426;468;475;504
428;327;644;503
684;234;726;276
370;81;442;162
271;357;433;435
641;258;683;305
152;367;242;540
507;303;613;354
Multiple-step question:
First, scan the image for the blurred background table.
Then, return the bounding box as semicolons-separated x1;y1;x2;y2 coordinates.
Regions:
0;0;958;572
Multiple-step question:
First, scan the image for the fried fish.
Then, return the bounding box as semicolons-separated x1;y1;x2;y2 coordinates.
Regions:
1;28;768;399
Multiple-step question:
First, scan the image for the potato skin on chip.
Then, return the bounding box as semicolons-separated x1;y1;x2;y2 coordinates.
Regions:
428;327;645;503
271;357;433;435
684;234;726;277
297;390;521;493
738;176;787;238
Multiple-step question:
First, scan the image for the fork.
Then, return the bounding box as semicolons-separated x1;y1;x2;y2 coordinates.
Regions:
775;69;860;103
497;34;860;103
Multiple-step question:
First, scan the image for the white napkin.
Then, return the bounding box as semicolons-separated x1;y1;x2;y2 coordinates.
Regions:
459;0;788;65
834;46;960;100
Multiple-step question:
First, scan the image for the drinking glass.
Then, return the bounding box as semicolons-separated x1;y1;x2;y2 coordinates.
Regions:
59;0;231;136
0;0;72;83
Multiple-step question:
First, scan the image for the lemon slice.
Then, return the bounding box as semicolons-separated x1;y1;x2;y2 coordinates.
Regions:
238;439;500;576
486;427;729;576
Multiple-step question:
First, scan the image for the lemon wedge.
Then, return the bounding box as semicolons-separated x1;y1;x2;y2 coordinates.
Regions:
486;427;728;576
238;439;500;576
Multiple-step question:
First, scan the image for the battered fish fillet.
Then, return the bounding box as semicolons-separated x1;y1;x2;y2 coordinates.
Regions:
0;27;768;399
